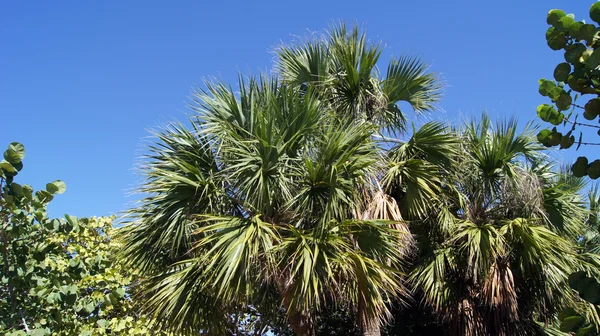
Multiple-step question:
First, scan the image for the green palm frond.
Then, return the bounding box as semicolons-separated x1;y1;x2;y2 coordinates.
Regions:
275;22;442;135
388;121;458;166
450;220;504;282
122;59;421;333
409;247;457;312
541;177;587;238
192;215;281;302
501;218;575;276
500;218;575;320
278;219;408;325
462;115;542;183
383;158;443;219
382;55;442;112
383;121;458;220
276;36;331;86
408;114;586;335
121;122;228;275
138;261;228;335
588;182;600;229
326;24;384;117
290;120;378;225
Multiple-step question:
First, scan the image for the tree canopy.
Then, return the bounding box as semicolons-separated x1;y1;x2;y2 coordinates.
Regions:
0;142;167;335
537;3;600;179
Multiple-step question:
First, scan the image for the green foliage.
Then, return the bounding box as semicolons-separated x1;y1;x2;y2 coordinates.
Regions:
121;23;444;335
0;143;169;335
399;115;590;336
538;3;600;179
552;273;600;335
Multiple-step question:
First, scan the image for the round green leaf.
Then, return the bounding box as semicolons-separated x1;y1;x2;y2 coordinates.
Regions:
539;79;556;96
588;49;600;70
557;15;576;31
561;134;575;149
4;142;25;164
0;160;17;174
549;130;563;146
10;182;23;197
9;142;24;159
580;49;593;64
569;21;585;39
559;307;579;321
554;62;571;82
591;2;600;24
44;218;60;232
548;9;567;26
577;324;596;336
585;98;600;120
12;161;23;172
112;287;126;299
537;104;554;121
35;190;54;203
580;23;597;41
556;93;573;111
588;160;600;179
573;156;589;177
569;271;588;289
549;86;564;101
547;28;567;50
46;180;66;195
564;43;587;64
537;129;552;143
97;319;107;328
537;104;564;125
568;74;589;92
4;150;20;165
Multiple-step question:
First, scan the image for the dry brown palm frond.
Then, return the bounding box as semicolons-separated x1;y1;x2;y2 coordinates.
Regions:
357;188;415;256
482;259;519;336
456;297;487;336
499;166;544;219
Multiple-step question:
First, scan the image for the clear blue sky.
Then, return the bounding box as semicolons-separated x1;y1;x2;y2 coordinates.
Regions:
0;0;595;218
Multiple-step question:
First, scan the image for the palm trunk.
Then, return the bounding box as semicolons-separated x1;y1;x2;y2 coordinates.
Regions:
287;308;315;336
358;300;381;336
276;273;315;336
361;323;381;336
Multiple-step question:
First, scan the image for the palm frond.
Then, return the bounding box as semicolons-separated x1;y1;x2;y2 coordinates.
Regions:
450;220;504;282
289;120;378;225
382;55;442;115
192;215;281;302
409;247;457;312
500;218;576;320
276;35;331;85
137;261;228;335
383;158;443;219
120;122;228;275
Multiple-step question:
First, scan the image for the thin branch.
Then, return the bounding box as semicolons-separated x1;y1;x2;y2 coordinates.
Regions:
572;103;585;110
21;317;29;332
564;117;600;130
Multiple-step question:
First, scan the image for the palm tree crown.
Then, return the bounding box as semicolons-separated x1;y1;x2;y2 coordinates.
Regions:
406;114;589;336
121;24;444;335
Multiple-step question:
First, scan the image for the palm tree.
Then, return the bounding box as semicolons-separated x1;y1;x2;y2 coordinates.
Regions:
402;114;588;335
122;24;444;336
276;24;441;135
122;77;412;335
275;24;444;335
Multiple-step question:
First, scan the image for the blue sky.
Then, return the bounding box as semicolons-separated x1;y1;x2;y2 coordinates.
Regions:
0;0;595;218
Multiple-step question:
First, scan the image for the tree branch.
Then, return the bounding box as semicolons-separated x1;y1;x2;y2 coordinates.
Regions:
564;117;600;130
